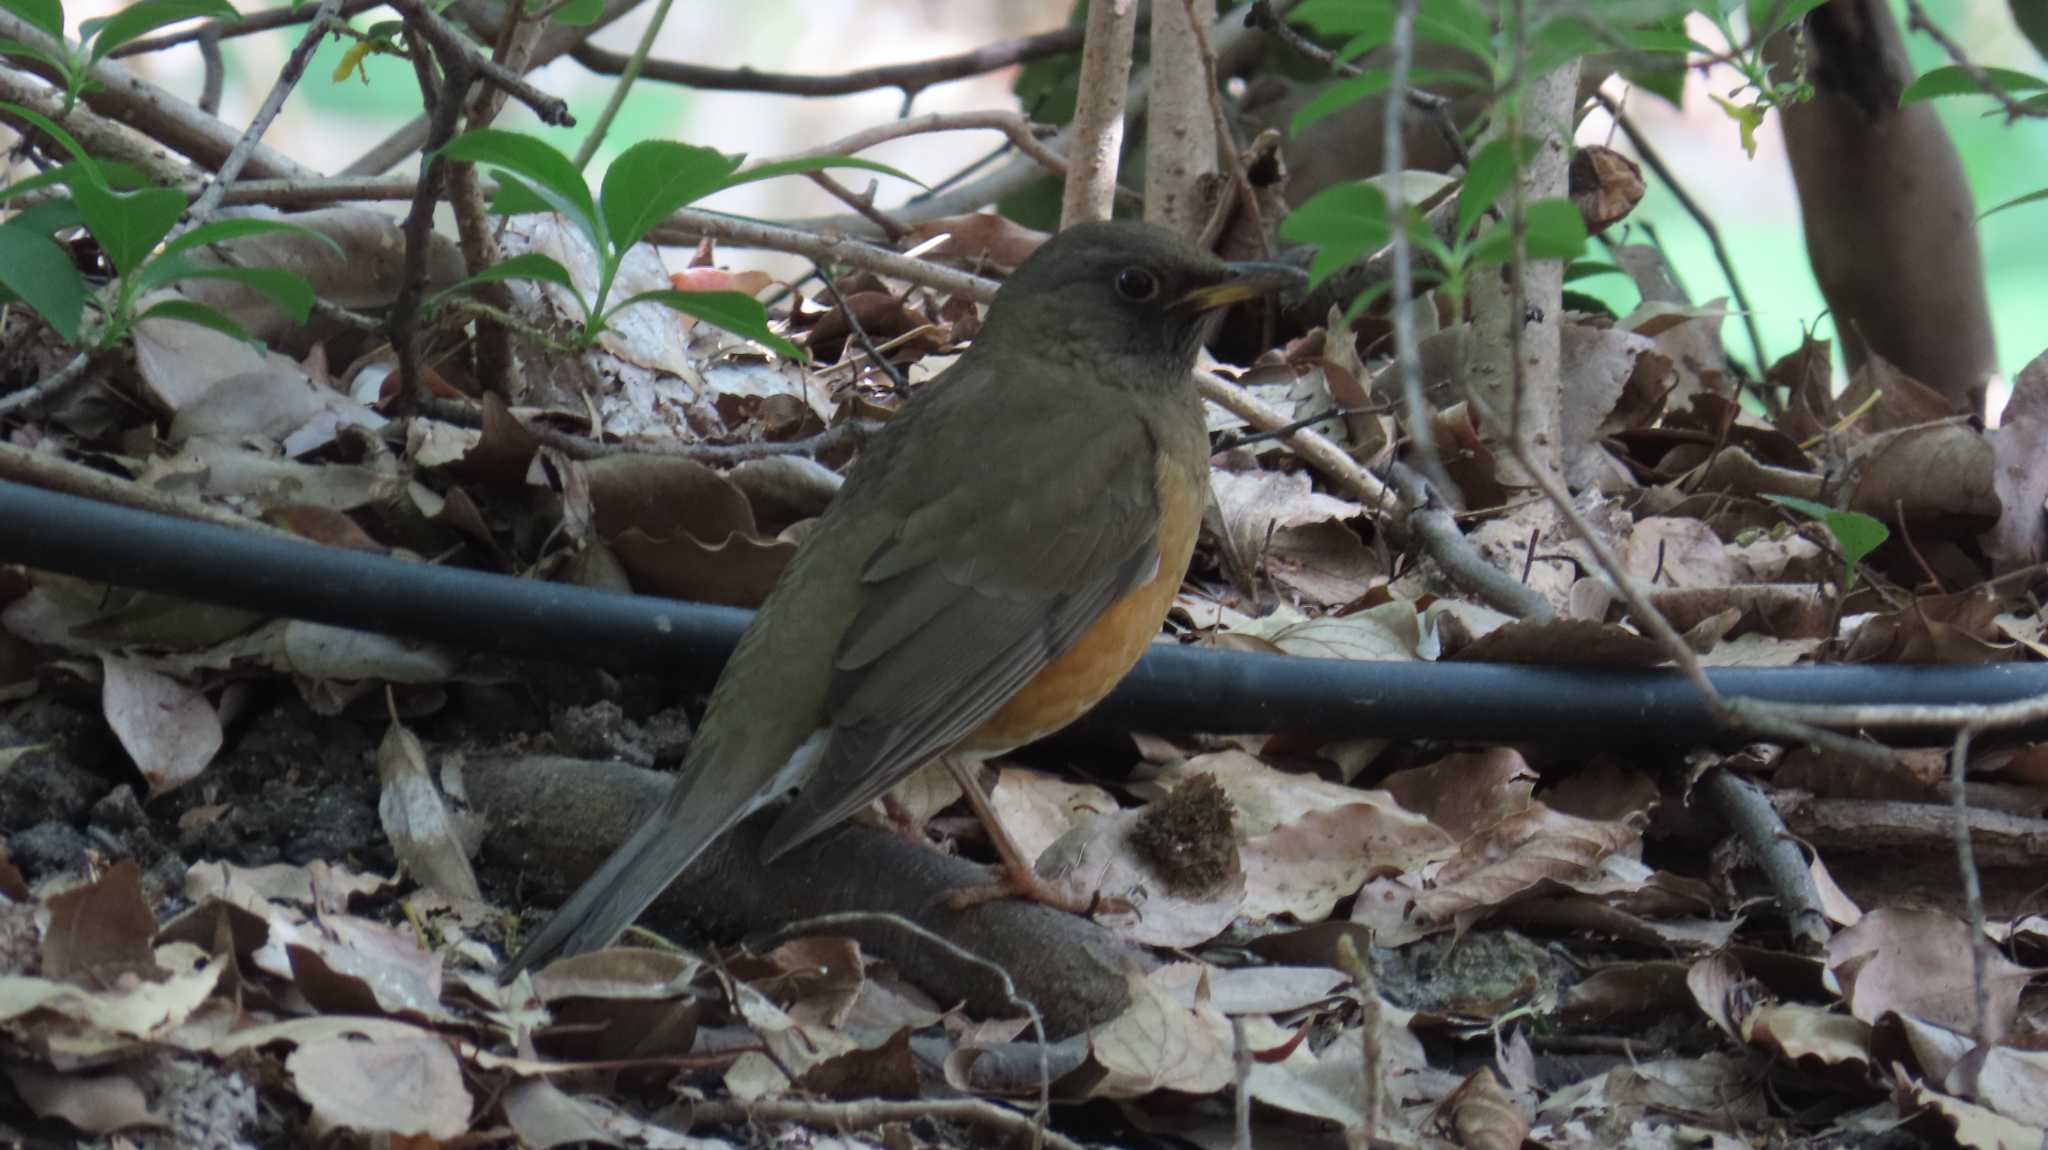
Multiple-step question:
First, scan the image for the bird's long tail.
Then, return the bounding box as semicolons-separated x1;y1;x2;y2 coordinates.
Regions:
499;770;746;979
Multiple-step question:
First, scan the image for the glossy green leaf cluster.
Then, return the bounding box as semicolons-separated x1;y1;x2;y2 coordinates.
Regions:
0;100;330;347
434;130;919;359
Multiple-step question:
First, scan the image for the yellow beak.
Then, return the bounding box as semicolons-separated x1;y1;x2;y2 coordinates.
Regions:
1177;260;1306;310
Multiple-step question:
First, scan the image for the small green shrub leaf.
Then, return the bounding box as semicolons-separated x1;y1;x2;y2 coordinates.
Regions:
608;288;801;361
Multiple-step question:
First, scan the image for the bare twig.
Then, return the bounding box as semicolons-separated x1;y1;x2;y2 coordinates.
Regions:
0;439;295;539
686;1099;1082;1150
1061;0;1140;228
753;110;1068;179
382;0;573;127
1382;0;1454;499
572;21;1100;102
0;10;316;180
1180;0;1266;254
0;353;92;419
186;0;342;226
389;32;471;413
810;262;908;396
807;172;907;241
1952;726;1995;1052
196;26;224;116
1196;370;1391;505
1592;90;1768;374
1694;766;1829;953
1388;462;1554;619
571;0;674;168
161;171;1001;301
111;0;384;56
1904;1;2044;122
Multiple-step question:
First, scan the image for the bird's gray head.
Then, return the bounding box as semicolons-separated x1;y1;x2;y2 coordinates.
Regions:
972;220;1300;383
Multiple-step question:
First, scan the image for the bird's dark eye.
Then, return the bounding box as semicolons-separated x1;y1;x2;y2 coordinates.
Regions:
1114;266;1160;302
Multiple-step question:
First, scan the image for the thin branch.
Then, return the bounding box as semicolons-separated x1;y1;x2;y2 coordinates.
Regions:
1180;0;1266;254
1382;0;1454;498
0;353;92;418
570;0;674;169
382;0;573;127
1196;370;1391;506
686;1099;1083;1150
805;171;908;241
1904;1;2044;122
0;439;296;539
0;9;316;180
570;21;1101;101
1952;725;1995;1051
110;0;384;56
810;263;908;397
752;110;1068;179
196;26;224;116
186;0;342;226
1694;766;1829;954
390;31;471;413
1592;89;1769;374
1388;462;1554;620
171;172;1001;301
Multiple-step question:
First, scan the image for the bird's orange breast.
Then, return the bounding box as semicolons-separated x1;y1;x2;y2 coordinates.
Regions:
962;445;1205;753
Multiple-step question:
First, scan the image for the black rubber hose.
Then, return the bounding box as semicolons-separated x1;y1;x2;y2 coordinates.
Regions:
2;479;2043;746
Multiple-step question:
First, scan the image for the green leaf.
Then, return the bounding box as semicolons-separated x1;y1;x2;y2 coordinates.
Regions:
1765;495;1888;588
67;179;183;275
438;129;601;246
1709;93;1767;158
0;99;99;178
1464;198;1587;267
549;0;602;24
2;158;153;202
1563;259;1624;283
597;140;742;253
1745;0;1827;36
1899;64;2048;103
134;296;253;342
1455;136;1529;238
82;0;237;59
1289;65;1483;136
2017;0;2048;63
7;195;81;234
0;35;71;75
1277;181;1389;289
1305;0;1492;65
721;153;922;193
1521;198;1588;260
142;262;315;323
153;215;342;265
1981;185;2048;220
432;251;588;316
0;0;64;41
0;220;87;341
607;288;801;361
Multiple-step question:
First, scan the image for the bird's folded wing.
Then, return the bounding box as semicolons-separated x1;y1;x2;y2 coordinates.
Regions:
757;412;1164;859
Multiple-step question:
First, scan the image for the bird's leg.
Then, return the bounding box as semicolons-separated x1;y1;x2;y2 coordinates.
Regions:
938;755;1121;915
